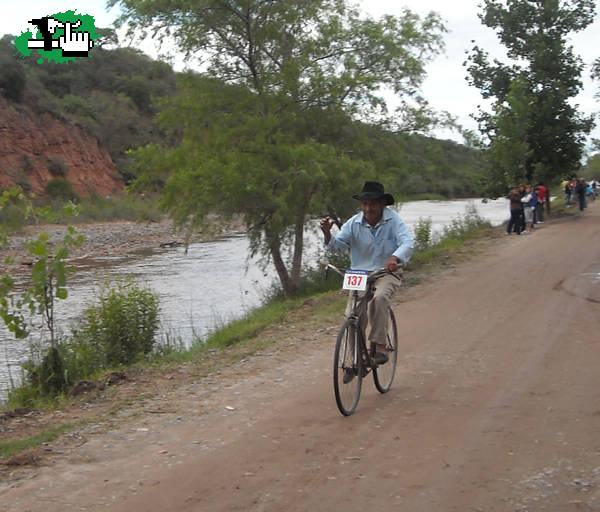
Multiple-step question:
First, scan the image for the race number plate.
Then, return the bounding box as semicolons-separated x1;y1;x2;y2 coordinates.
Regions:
343;270;368;291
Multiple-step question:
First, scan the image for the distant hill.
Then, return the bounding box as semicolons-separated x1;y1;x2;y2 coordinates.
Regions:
0;29;177;191
1;30;486;200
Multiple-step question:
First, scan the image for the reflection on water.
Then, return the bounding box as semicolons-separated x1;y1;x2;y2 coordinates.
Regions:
0;199;509;397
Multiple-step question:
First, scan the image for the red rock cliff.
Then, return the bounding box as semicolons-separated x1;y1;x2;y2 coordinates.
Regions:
0;97;124;197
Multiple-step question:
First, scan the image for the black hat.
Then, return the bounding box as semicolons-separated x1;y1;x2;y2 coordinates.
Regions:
352;181;394;205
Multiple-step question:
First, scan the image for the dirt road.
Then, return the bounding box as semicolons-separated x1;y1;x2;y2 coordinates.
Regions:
2;204;600;511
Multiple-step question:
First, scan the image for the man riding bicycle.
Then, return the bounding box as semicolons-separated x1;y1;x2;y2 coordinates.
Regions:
320;181;414;365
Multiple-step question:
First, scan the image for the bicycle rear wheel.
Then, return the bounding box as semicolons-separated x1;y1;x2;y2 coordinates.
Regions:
373;307;398;393
333;319;363;416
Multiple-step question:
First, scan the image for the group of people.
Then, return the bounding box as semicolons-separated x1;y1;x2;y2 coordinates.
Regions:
506;182;548;235
563;178;598;211
507;178;597;234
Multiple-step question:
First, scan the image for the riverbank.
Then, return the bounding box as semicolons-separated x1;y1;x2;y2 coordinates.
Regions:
0;216;246;274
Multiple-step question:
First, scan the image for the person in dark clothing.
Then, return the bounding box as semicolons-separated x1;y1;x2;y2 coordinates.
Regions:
506;185;522;235
518;184;527;232
575;178;587;211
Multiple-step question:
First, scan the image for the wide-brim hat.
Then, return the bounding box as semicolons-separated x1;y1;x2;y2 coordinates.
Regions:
352;181;394;205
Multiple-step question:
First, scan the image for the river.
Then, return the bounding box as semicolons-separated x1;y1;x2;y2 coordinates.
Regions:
0;199;510;398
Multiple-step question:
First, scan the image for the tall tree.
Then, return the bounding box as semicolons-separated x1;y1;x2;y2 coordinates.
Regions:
465;0;596;199
112;0;446;296
485;77;534;193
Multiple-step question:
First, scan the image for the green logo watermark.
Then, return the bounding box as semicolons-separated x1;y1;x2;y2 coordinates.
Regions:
13;10;98;64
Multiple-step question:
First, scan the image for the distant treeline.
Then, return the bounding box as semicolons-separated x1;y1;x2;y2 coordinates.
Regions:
1;29;487;198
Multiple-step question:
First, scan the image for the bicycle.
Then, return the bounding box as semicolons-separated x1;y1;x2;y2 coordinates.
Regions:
324;262;400;416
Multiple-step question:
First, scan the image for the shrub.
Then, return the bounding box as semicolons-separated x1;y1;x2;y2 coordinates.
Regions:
14;170;31;192
0;61;26;103
0;202;27;233
441;204;490;240
50;193;163;223
6;281;160;406
413;217;433;251
46;158;68;177
44;178;79;202
73;280;160;367
38;347;67;395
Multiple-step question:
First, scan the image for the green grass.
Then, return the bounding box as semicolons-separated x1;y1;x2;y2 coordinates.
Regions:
0;423;75;458
409;238;464;266
62;194;163;223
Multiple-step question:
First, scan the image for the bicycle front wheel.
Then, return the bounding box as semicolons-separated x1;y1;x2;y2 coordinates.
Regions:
333;319;363;416
373;307;398;393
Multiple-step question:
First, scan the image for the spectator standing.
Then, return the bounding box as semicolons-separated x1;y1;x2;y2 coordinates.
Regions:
575;178;587;211
518;184;527;232
521;185;536;232
535;182;546;222
506;185;523;235
587;181;595;202
564;181;572;206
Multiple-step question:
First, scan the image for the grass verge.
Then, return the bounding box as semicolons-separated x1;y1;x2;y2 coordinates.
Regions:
0;423;75;459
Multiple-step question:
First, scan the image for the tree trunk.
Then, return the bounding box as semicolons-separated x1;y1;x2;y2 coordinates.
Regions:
289;183;318;293
290;218;304;287
266;230;297;297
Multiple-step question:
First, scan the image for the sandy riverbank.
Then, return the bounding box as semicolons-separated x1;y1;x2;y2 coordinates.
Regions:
1;217;245;272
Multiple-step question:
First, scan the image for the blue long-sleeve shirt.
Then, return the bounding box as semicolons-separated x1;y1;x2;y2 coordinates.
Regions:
324;208;414;270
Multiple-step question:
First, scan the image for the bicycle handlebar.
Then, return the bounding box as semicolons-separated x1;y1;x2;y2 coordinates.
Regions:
319;261;400;282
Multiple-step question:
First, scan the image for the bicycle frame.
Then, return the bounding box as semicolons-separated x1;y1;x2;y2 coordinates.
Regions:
349;290;376;369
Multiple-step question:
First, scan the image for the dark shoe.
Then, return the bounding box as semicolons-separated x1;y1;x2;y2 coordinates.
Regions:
373;351;389;365
343;368;357;384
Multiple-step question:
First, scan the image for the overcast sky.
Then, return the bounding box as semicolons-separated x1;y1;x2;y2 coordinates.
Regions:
2;0;599;146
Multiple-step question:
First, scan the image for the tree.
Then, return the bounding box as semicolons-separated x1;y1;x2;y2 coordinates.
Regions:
112;0;446;296
582;151;600;179
0;35;27;103
485;78;534;195
1;188;83;395
465;0;596;199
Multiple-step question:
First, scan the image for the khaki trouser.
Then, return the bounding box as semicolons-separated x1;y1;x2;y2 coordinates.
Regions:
344;271;402;346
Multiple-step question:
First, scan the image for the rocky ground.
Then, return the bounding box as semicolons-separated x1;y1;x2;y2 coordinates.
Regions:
1;216;245;273
3;220;183;264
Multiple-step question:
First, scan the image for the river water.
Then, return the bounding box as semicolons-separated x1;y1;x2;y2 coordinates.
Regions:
0;198;509;398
